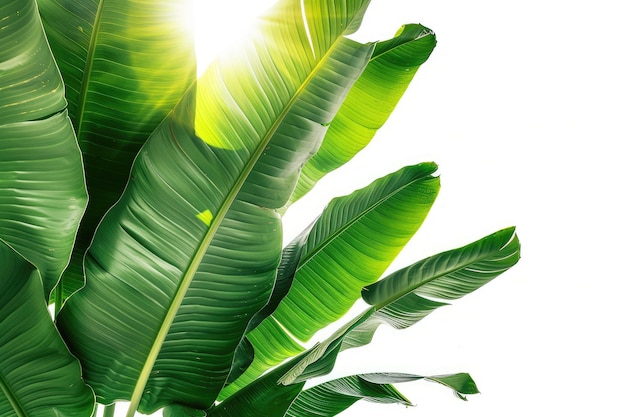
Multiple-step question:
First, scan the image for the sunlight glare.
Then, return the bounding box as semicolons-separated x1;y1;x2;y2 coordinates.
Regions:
193;0;279;76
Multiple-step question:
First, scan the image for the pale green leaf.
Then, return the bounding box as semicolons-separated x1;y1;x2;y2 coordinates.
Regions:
289;23;436;205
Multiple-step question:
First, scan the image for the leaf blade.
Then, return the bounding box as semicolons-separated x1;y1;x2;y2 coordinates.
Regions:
0;241;95;417
289;24;436;204
57;0;377;412
37;0;198;299
223;163;439;397
0;0;87;297
362;227;521;307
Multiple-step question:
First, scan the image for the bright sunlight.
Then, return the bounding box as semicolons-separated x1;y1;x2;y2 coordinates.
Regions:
193;1;278;76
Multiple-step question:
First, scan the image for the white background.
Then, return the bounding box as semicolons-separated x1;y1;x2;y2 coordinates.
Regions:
112;0;626;415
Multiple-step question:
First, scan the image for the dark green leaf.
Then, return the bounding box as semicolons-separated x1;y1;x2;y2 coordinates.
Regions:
0;241;94;416
0;0;87;298
37;0;197;300
226;338;255;385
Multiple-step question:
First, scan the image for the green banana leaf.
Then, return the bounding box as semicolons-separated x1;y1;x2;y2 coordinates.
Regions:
210;339;477;417
362;226;521;306
278;227;520;386
285;373;479;417
37;0;197;301
221;162;439;398
0;0;87;298
287;23;436;206
0;241;95;416
57;0;380;413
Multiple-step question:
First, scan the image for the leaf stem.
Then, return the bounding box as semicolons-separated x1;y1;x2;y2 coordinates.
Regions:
103;403;116;417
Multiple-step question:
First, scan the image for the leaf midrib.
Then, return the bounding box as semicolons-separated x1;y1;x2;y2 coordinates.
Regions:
125;4;372;414
297;173;436;273
373;233;515;309
0;371;27;417
75;0;105;140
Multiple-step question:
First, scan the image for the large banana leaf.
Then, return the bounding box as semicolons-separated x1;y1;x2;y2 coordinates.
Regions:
288;23;436;205
222;162;439;398
0;241;95;416
57;0;379;413
37;0;197;300
0;0;87;297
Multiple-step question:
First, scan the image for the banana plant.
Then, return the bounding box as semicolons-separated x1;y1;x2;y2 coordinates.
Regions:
0;0;521;416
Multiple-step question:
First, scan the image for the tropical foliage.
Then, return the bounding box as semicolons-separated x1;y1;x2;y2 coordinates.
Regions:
0;0;520;416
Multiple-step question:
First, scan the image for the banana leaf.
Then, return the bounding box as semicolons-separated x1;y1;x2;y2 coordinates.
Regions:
37;0;197;301
222;162;440;398
278;227;520;385
362;227;521;306
0;241;95;416
210;339;477;417
285;373;478;417
57;0;379;413
288;23;436;205
207;227;517;416
0;0;87;298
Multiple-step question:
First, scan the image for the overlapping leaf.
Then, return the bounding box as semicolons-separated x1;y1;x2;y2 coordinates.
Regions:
288;23;436;205
57;0;379;413
0;241;94;416
210;345;477;417
277;227;520;386
222;163;439;398
0;0;87;298
37;0;197;300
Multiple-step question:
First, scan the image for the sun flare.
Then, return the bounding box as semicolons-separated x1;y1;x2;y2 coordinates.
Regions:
192;1;278;76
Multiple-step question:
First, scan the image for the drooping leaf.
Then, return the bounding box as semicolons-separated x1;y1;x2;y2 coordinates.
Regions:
0;241;95;416
57;0;379;413
288;23;436;205
286;372;478;417
222;162;439;398
211;348;476;417
285;374;409;417
0;0;87;298
37;0;197;300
